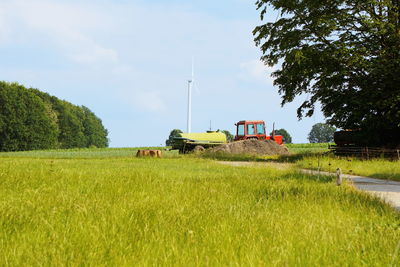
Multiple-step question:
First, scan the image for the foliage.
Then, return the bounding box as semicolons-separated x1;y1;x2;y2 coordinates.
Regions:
270;128;292;143
166;129;183;146
0;82;58;151
51;100;87;148
0;154;399;265
222;130;234;142
308;123;336;143
81;106;109;148
0;81;108;151
253;0;400;138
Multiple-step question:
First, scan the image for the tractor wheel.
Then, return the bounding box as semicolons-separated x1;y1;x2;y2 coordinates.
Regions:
193;145;205;154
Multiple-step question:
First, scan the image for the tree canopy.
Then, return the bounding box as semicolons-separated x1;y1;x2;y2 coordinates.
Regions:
254;0;400;140
222;130;234;142
270;128;292;144
166;129;183;146
0;82;108;151
308;123;336;143
0;83;58;151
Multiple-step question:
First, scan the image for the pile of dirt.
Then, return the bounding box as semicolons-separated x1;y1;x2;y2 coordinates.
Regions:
209;139;289;155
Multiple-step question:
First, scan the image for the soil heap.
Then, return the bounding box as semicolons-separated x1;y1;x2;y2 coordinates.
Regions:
209;139;289;155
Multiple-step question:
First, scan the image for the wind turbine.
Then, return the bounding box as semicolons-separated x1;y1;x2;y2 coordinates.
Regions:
187;59;194;133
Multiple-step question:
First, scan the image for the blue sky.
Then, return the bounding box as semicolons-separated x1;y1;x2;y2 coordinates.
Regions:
0;0;326;147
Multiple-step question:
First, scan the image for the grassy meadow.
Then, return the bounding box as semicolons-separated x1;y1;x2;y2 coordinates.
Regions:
1;149;400;265
285;143;333;154
295;156;400;181
202;143;400;181
0;147;179;159
285;143;400;181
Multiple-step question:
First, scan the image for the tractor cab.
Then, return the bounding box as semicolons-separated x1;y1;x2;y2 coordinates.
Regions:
234;120;267;141
234;120;283;145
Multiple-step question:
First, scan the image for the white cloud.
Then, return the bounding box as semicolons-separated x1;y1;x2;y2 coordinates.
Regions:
0;0;119;65
111;65;136;76
137;91;166;113
240;59;276;83
69;44;119;65
0;9;11;43
124;90;167;113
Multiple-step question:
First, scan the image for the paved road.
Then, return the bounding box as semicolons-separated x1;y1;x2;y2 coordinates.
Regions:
218;161;400;211
300;169;400;211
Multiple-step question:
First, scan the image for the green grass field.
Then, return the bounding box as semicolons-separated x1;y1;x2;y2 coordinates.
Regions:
0;147;179;159
285;143;333;154
1;149;400;265
202;143;400;181
295;155;400;181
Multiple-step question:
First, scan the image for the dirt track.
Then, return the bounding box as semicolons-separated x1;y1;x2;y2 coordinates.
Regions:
218;161;293;170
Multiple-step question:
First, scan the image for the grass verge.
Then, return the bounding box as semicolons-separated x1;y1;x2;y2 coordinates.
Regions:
201;143;399;181
295;155;400;181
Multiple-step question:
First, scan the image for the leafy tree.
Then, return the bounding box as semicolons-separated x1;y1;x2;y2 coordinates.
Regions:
0;81;109;151
33;90;109;149
166;129;183;146
221;130;234;142
81;106;109;148
0;82;58;151
254;0;400;142
51;100;86;148
29;89;60;139
270;128;292;144
308;123;336;143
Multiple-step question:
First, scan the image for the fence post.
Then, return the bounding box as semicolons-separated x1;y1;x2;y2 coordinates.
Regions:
366;147;369;160
397;150;400;161
318;156;321;173
336;168;342;186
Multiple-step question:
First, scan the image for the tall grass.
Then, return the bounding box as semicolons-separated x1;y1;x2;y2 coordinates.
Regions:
201;143;399;181
1;154;399;265
286;143;332;154
296;155;400;181
0;147;179;159
285;144;400;180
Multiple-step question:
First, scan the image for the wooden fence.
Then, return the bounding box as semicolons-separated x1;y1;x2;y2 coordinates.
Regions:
329;145;400;160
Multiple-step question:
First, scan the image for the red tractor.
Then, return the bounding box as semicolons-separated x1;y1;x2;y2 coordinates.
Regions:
234;120;283;145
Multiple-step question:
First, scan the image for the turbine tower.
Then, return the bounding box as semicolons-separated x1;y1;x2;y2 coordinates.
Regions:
187;59;194;133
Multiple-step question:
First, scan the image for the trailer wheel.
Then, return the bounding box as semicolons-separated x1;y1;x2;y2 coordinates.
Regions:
193;145;205;153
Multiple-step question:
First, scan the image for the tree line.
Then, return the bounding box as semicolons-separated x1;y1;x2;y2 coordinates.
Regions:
0;82;108;151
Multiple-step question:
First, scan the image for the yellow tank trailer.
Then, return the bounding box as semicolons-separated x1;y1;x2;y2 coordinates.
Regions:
172;131;227;153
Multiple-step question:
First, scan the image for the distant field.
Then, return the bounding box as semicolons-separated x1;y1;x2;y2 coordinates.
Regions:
0;147;179;159
285;143;332;154
1;149;399;265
